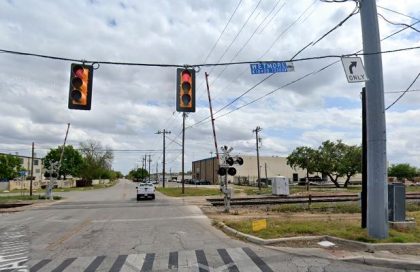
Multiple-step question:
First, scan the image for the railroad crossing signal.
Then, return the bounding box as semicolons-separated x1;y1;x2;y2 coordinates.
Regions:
218;146;243;176
176;68;195;112
68;63;93;110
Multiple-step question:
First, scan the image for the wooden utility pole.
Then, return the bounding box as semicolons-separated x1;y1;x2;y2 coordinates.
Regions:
182;113;186;194
156;129;171;188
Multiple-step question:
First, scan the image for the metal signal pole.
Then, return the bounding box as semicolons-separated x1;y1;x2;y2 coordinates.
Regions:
360;0;388;239
30;142;34;196
182;113;186;194
156;129;171;188
253;126;262;190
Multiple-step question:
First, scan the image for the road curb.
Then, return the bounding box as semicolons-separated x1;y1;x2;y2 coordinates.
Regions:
215;221;420;269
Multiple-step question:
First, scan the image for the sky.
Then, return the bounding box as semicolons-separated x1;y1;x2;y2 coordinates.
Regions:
0;0;419;175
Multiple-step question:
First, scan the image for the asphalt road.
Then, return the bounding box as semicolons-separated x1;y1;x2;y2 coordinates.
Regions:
0;179;406;271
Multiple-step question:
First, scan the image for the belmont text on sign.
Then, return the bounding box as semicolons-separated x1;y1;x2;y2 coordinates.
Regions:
250;62;294;75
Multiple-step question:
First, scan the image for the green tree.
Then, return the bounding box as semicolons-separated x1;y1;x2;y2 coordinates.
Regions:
0;154;23;180
79;140;114;180
316;140;346;188
44;145;83;179
288;140;362;188
388;163;417;181
339;145;362;187
128;168;149;181
287;146;319;178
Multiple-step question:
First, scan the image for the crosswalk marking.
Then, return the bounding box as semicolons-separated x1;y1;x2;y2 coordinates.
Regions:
84;255;105;272
120;254;146;272
168;251;178;270
178;250;198;272
226;248;261;272
28;247;273;272
63;256;96;272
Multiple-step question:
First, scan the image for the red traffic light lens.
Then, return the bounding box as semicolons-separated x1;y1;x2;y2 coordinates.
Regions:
73;65;84;78
182;70;191;81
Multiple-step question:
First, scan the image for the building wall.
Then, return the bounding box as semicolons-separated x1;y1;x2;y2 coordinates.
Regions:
192;157;219;184
192;156;306;184
0;153;44;181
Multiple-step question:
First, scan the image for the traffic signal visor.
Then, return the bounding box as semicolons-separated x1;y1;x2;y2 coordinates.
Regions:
176;68;195;112
68;63;93;110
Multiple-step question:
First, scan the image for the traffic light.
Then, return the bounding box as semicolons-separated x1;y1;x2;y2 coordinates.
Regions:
68;63;93;110
176;68;195;112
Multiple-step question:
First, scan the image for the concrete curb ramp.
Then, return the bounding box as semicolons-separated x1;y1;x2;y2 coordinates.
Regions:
215;221;420;270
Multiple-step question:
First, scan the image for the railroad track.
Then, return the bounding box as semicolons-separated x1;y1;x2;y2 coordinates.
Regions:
206;192;420;206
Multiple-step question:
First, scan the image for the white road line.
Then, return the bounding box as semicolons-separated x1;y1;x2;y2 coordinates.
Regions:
178;250;198;272
226;248;260;272
91;215;207;223
120;253;146;272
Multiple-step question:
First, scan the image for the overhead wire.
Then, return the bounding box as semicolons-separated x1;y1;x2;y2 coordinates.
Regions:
378;13;420;33
201;0;244;65
385;73;420;110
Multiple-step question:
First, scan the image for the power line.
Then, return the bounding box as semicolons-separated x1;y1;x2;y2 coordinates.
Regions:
386;73;420;110
201;0;243;64
385;89;420;94
2;45;418;69
378;13;420;33
187;21;420;129
377;5;420;21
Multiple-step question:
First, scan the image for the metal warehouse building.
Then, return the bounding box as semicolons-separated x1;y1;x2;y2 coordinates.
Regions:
192;155;307;185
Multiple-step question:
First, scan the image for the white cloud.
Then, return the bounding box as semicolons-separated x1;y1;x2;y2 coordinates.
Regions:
0;0;420;174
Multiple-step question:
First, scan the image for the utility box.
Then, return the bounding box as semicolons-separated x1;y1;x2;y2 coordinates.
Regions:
272;176;289;196
388;183;406;222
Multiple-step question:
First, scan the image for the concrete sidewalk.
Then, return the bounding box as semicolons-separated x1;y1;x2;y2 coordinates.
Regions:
216;221;420;270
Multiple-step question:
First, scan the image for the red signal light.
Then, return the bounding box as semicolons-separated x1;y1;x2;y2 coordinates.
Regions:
68;63;93;110
176;68;195;112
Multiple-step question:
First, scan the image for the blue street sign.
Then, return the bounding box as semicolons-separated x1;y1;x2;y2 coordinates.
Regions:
250;61;294;75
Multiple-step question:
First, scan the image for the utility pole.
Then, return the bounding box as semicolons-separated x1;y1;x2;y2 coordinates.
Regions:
144;154;147;181
182;113;186;194
360;0;388;239
265;162;268;181
30;142;34;196
156;162;158;183
362;88;367;229
156;129;171;188
205;72;219;160
210;151;214;184
148;155;151;182
253;126;262;190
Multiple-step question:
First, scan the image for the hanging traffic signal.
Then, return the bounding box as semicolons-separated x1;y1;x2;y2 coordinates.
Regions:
176;68;195;112
68;63;93;110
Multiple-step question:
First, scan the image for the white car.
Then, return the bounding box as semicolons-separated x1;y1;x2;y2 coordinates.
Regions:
136;183;155;200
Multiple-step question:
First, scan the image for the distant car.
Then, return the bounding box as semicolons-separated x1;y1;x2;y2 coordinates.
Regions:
136;183;155;200
190;179;201;185
199;180;211;185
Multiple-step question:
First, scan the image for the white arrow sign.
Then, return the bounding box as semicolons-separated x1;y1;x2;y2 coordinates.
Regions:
341;57;368;83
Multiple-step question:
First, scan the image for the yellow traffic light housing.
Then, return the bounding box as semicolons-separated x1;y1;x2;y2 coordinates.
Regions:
176;68;195;112
68;63;93;110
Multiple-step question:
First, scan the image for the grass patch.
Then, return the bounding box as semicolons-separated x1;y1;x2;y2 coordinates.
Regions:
224;211;420;243
0;195;62;203
157;187;222;197
54;179;118;192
